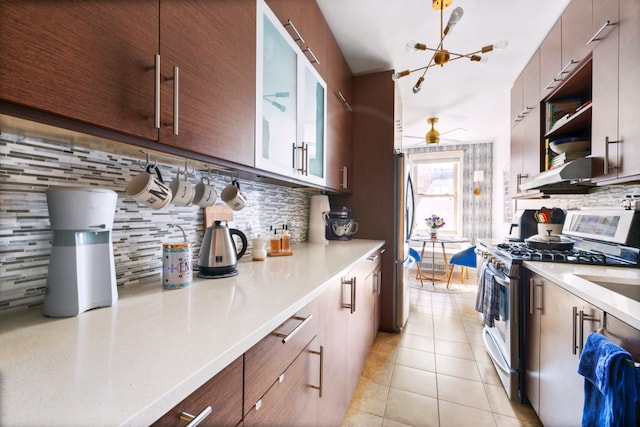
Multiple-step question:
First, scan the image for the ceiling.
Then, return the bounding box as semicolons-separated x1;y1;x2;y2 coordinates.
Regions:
316;0;571;147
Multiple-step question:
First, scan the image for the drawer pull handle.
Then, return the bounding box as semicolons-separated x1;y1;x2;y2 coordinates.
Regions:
179;406;212;427
274;315;313;344
310;345;324;397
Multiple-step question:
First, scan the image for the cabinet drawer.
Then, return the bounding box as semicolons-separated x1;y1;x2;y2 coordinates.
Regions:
244;338;319;426
152;356;243;427
244;300;317;414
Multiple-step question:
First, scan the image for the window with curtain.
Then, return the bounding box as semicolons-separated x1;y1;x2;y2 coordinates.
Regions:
410;151;463;235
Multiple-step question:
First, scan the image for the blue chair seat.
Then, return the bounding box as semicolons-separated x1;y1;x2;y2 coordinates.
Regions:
446;245;477;287
408;247;424;287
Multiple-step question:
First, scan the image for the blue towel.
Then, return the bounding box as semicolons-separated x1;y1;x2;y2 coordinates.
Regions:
577;332;640;427
474;262;500;327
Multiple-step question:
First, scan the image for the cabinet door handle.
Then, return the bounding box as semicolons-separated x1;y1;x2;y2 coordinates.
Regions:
310;345;324;397
284;20;305;45
342;277;356;313
559;60;578;76
516;173;528;193
303;143;309;176
544;76;561;91
179;406;212;427
273;315;313;344
341;166;348;189
335;91;352;112
164;66;179;135
578;309;602;356
147;54;161;129
587;21;616;45
303;47;320;65
572;306;578;355
529;279;543;314
604;136;621;175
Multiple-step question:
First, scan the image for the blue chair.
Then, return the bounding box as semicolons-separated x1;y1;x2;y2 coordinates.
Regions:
446;245;477;287
408;247;424;287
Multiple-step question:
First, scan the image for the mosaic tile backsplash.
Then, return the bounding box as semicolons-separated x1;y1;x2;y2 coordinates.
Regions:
0;132;312;313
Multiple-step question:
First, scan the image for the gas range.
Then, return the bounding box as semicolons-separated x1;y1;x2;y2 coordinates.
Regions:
479;208;640;274
494;242;637;266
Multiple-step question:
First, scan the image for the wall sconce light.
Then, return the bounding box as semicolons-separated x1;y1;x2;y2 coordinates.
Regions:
473;170;484;196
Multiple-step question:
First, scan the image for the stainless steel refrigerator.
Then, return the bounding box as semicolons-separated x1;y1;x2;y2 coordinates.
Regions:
394;152;415;330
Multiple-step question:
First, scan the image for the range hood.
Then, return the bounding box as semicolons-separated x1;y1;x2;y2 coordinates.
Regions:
519;157;595;192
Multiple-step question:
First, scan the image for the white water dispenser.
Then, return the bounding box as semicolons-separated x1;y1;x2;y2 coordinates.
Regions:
43;186;118;317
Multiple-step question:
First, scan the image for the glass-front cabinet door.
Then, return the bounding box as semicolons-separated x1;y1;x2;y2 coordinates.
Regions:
256;0;326;186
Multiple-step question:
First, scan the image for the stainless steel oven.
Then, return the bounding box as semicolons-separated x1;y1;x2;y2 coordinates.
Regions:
476;245;521;401
477;206;640;403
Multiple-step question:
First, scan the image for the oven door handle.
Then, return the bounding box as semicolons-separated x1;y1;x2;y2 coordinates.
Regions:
482;327;514;375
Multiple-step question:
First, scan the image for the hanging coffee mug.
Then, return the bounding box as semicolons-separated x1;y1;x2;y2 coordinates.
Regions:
126;164;172;210
192;177;217;208
169;171;195;206
221;179;247;211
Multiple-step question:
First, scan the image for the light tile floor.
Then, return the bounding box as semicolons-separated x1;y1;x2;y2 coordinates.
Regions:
342;273;542;427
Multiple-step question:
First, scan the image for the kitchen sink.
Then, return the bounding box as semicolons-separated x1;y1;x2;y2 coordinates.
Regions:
575;274;640;303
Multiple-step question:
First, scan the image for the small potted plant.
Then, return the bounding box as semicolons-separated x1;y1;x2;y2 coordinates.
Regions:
425;214;445;240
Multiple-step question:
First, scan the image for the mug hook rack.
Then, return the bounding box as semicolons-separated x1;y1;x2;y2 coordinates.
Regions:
138;152;158;170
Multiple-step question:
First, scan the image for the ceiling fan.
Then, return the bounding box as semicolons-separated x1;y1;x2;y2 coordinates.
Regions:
403;117;467;146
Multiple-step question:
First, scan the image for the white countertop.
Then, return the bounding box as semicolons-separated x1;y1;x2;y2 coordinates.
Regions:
523;261;640;330
0;239;384;427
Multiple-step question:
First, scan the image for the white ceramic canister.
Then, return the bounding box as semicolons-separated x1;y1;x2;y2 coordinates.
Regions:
162;243;193;289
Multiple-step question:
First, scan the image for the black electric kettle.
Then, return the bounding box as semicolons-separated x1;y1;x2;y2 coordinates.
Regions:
198;221;247;278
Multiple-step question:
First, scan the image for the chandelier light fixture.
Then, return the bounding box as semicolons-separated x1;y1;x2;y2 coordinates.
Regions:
392;0;508;94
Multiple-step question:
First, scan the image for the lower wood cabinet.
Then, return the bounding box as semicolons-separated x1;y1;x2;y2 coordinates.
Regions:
244;337;320;427
151;356;243;427
154;248;382;426
244;301;318;415
525;270;603;426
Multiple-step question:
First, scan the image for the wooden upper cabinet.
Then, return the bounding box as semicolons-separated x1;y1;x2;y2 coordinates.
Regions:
539;19;563;97
616;0;640;180
0;1;159;141
159;0;256;167
325;32;353;192
510;74;524;127
265;0;328;78
561;0;593;67
591;0;619;182
523;51;541;109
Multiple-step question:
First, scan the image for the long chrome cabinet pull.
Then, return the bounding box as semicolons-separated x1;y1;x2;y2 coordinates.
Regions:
604;136;621;175
578;310;602;356
341;166;348;189
273;315;313;344
310;345;324;397
179;406;212;426
164;66;179;135
284;20;305;45
529;279;543;315
303;47;320;65
146;54;161;129
342;277;356;314
587;21;615;45
572;306;578;355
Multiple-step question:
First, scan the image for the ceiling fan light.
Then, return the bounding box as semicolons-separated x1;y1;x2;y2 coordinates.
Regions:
425;117;440;144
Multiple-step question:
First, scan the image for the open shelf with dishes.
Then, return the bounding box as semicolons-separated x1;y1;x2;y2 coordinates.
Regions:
542;59;592;171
